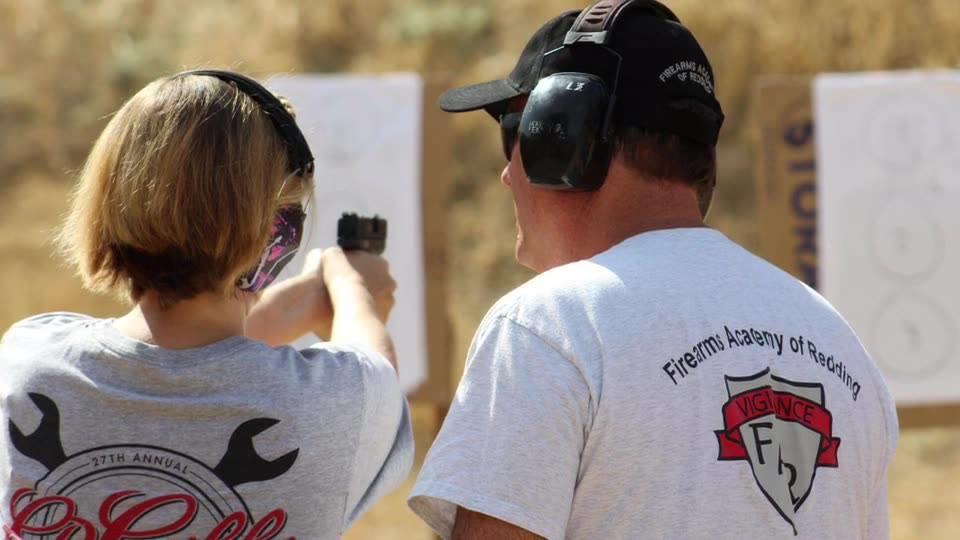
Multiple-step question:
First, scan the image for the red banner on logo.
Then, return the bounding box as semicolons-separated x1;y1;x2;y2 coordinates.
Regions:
715;386;841;467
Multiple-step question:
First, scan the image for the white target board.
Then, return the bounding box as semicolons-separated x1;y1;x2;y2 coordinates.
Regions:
266;74;427;394
815;71;960;405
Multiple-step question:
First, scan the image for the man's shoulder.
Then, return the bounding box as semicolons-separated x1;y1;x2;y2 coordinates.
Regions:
470;261;621;361
484;261;613;322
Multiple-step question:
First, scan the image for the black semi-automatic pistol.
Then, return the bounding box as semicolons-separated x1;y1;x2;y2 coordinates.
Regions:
337;213;387;255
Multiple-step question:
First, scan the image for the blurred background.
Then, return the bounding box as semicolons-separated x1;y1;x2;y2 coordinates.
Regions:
2;0;959;538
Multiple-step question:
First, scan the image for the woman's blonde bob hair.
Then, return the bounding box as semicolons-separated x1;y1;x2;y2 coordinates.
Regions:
58;71;312;307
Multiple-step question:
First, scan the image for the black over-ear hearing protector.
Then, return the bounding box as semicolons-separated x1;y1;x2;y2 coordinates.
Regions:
518;0;677;191
177;69;315;178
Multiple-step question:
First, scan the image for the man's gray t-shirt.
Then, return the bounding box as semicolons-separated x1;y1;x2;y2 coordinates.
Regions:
410;229;897;539
0;312;413;539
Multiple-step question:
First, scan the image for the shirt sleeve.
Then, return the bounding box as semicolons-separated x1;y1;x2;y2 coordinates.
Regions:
409;316;592;540
866;386;898;539
342;351;415;529
865;466;890;539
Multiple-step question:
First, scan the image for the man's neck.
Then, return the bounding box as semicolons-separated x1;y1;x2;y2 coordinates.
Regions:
114;291;250;350
535;171;706;271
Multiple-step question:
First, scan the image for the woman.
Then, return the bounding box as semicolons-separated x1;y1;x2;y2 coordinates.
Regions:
0;70;412;539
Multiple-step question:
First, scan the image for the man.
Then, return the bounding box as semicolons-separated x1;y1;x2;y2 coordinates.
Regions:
409;1;897;539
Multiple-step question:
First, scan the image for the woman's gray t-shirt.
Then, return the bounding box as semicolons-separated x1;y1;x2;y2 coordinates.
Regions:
0;312;413;539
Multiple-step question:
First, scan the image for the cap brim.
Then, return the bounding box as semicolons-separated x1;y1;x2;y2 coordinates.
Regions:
438;79;521;115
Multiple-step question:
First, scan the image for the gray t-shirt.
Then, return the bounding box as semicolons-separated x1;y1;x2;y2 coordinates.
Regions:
410;228;897;539
0;312;413;539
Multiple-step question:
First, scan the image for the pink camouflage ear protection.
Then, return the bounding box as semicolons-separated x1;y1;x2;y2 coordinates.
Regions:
175;69;316;293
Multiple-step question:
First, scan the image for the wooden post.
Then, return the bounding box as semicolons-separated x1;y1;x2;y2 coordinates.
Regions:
412;79;454;540
410;80;455;426
751;76;818;289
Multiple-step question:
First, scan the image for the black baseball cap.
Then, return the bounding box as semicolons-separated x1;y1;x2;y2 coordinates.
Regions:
439;1;724;145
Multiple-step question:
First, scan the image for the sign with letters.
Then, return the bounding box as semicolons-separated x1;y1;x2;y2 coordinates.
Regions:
751;77;818;289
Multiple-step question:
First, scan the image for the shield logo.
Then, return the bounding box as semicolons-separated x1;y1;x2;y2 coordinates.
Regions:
715;369;841;534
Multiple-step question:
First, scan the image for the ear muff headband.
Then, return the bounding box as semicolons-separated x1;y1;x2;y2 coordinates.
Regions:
177;69;315;177
565;0;678;44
